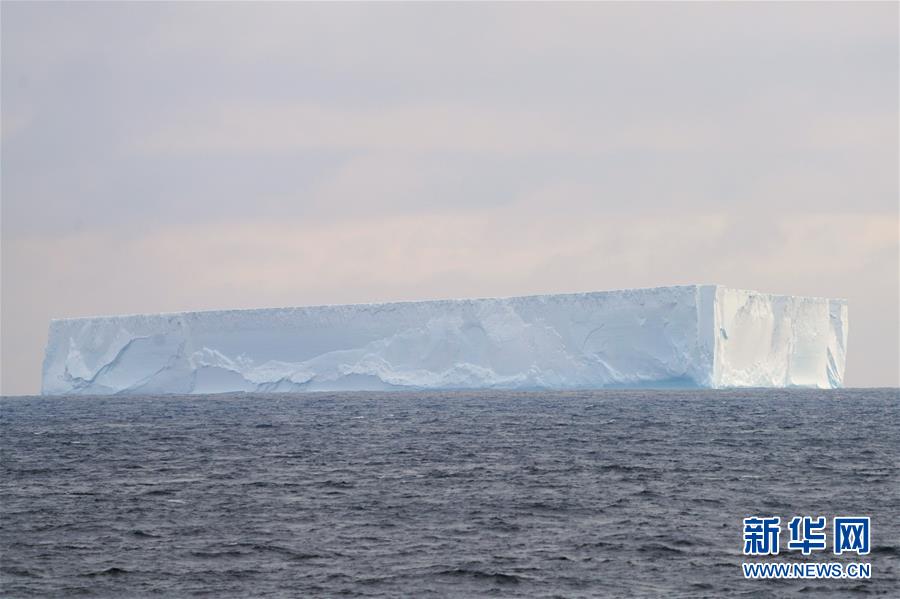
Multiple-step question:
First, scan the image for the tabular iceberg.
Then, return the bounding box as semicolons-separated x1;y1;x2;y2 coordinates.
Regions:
40;285;848;395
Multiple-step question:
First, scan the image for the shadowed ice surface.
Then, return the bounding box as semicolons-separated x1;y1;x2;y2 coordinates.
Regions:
1;389;898;597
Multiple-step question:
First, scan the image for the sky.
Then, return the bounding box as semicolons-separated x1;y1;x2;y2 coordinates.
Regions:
1;2;898;394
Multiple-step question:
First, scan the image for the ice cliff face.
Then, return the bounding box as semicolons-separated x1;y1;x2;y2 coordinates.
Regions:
40;285;848;395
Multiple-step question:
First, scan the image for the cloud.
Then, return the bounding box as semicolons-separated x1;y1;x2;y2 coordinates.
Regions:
136;100;895;160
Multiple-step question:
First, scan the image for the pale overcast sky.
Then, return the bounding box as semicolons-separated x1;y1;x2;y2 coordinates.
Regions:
2;2;898;393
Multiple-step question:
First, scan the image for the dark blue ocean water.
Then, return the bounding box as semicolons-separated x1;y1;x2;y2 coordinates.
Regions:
1;389;898;597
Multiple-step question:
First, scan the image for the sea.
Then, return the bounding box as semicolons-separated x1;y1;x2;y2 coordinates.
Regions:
1;389;897;597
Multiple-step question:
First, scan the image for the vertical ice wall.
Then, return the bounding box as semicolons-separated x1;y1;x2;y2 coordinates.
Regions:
712;287;848;388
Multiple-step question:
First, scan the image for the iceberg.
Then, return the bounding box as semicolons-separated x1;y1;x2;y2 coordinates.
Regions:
40;285;848;395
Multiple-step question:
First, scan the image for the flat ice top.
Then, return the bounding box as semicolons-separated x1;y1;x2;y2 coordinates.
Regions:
49;284;845;322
